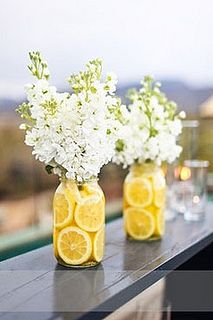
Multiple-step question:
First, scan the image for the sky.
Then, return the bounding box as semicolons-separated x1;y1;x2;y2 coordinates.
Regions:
0;0;213;99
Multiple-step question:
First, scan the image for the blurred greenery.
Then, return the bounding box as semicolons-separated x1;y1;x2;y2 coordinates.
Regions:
0;115;212;200
0;114;127;201
0;115;57;200
198;118;213;170
181;116;213;171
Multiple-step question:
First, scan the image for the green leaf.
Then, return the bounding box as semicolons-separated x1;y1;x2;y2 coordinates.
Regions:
90;86;97;94
45;165;54;175
16;102;35;124
28;51;50;80
68;58;103;97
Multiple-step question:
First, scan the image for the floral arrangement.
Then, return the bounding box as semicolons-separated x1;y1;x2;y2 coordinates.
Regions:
17;51;124;182
113;75;185;167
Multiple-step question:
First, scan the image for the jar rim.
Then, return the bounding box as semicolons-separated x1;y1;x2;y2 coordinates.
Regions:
132;161;159;167
184;159;209;168
61;176;99;185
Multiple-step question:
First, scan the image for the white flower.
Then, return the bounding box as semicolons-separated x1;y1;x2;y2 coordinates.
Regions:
113;76;184;167
179;111;186;119
18;55;123;182
19;123;27;130
106;72;118;94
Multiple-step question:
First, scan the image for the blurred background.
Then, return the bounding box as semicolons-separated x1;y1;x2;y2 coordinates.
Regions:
0;0;212;260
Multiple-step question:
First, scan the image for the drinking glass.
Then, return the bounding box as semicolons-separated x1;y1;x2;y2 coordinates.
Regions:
165;120;200;220
179;120;199;161
183;160;209;221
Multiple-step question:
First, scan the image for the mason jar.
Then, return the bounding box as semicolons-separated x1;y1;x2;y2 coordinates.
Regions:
123;162;166;241
53;178;105;267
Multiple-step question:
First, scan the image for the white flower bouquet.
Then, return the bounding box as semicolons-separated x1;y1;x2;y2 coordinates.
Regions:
16;52;126;267
17;51;123;182
116;76;185;241
113;75;185;167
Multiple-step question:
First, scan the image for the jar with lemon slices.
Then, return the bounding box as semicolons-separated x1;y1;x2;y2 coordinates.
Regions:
53;179;105;268
123;162;166;241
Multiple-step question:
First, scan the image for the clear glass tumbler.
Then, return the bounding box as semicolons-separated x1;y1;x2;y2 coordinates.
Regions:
165;120;200;219
183;160;209;221
179;120;199;161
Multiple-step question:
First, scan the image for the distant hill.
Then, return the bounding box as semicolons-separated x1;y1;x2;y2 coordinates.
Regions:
0;80;212;114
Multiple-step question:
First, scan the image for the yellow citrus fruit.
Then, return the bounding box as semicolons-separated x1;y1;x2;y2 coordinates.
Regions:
66;180;82;203
57;226;92;265
67;181;103;204
75;197;105;232
154;187;166;208
145;204;158;216
125;177;153;208
152;170;166;208
131;163;155;178
53;228;59;258
53;188;75;228
93;225;105;262
152;170;166;189
81;184;103;202
153;209;165;237
80;188;90;198
125;207;155;240
123;197;129;210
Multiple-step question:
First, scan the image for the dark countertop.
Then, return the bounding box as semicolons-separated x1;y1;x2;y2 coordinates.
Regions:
0;203;213;320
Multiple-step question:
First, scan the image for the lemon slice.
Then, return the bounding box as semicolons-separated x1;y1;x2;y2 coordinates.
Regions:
53;188;75;228
75;197;105;232
152;171;166;189
123;197;129;210
154;209;165;237
131;164;155;179
154;187;166;208
145;204;158;216
67;181;103;204
81;184;103;203
53;228;59;258
152;171;166;208
125;177;153;208
93;225;105;262
66;180;82;203
57;226;92;265
125;207;155;240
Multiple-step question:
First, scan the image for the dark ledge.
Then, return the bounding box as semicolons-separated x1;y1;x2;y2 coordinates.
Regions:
0;203;213;320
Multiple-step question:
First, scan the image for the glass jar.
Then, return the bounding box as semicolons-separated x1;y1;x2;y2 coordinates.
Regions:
53;178;105;268
123;162;166;241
